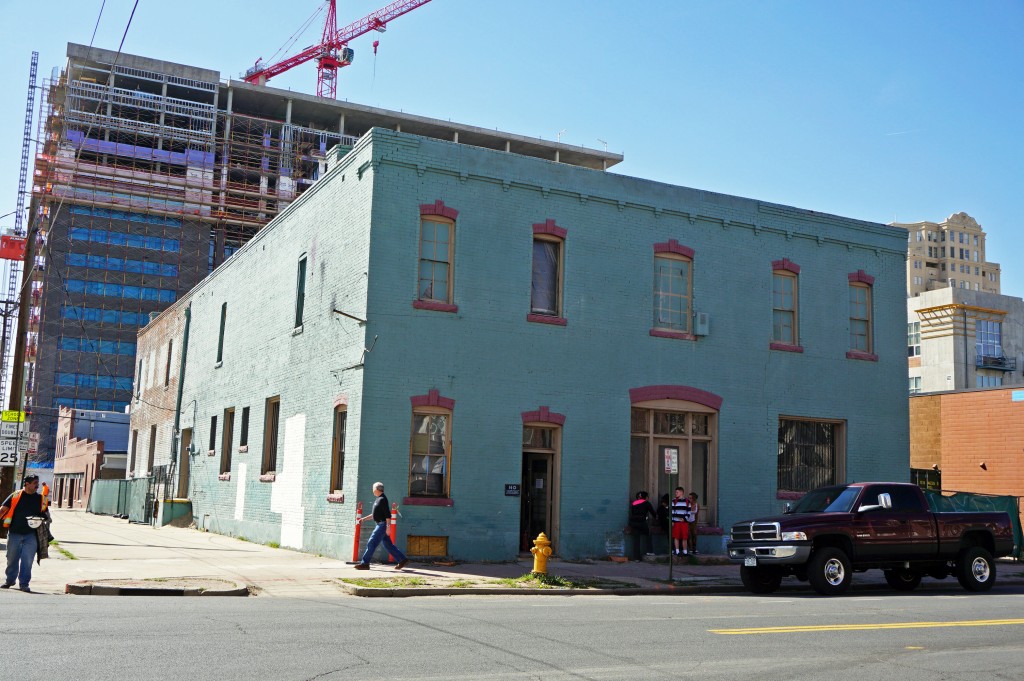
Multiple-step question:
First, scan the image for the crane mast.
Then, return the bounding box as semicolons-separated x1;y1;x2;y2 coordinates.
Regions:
243;0;433;99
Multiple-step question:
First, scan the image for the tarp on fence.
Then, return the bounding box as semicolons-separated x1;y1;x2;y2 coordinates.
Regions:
87;479;128;516
924;489;1023;559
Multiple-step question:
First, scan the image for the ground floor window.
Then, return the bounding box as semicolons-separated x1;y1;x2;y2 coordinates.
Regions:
777;418;846;493
630;404;717;526
410;410;451;497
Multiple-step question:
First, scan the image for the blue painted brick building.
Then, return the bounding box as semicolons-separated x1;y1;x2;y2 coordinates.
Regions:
131;127;909;560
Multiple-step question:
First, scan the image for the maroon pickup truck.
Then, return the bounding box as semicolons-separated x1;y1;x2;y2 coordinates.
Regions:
727;482;1016;595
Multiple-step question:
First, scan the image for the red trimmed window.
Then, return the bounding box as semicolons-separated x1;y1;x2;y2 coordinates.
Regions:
771;268;799;347
530;221;566;323
653;241;693;335
848;278;873;355
409;391;454;498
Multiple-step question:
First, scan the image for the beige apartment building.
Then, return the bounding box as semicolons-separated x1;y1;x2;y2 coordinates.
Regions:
894;212;1001;297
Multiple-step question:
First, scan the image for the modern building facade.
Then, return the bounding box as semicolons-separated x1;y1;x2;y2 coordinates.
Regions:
907;288;1024;395
24;43;619;464
894;212;1002;297
130;128;909;560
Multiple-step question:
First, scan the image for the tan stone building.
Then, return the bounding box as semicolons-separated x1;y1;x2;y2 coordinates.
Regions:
52;406;129;509
894;212;1001;297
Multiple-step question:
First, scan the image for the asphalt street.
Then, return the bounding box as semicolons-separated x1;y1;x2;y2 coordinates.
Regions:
4;587;1024;680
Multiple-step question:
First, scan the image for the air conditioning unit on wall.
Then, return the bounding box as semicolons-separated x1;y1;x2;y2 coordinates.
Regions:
693;312;710;336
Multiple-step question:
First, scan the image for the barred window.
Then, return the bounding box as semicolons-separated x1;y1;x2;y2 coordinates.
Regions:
778;418;845;493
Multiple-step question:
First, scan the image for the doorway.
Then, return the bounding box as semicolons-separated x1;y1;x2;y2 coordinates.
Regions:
520;452;552;552
177;428;192;498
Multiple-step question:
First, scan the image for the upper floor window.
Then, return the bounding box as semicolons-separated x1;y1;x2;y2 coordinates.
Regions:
216;302;227;363
418;217;454;304
848;276;873;354
653;254;692;333
531;236;563;318
295;255;307;328
909;376;922;394
975;320;1002;358
221;408;235;475
772;271;798;345
907;321;921;357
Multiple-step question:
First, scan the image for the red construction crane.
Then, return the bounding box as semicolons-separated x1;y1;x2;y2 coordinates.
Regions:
244;0;433;99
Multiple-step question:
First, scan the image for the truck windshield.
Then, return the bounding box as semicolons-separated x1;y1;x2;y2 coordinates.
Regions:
791;486;860;513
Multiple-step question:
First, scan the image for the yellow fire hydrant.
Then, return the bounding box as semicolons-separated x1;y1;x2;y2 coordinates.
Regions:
530;532;552;574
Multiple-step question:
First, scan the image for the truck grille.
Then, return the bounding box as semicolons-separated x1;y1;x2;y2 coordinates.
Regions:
731;522;781;541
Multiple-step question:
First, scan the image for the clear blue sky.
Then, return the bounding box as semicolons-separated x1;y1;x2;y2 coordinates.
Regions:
1;0;1021;294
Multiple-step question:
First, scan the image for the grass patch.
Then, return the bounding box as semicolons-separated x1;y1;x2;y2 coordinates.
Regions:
488;573;635;590
267;542;280;549
341;576;428;588
449;579;476;588
50;540;77;560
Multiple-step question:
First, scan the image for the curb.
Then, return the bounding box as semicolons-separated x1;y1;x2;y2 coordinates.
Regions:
338;577;1024;598
65;581;251;597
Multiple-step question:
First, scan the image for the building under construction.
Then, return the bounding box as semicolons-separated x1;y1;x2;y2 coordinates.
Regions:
23;42;621;462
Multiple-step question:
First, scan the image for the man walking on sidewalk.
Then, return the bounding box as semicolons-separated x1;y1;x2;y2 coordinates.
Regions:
354;482;408;571
1;474;50;592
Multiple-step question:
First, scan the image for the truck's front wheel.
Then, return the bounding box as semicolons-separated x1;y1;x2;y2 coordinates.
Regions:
956;547;996;592
808;547;851;596
740;566;782;594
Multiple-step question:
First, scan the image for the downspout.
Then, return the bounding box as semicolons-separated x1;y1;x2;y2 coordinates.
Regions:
170;304;191;498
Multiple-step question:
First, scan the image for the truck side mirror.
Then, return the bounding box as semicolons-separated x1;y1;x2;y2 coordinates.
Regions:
878;493;892;509
784;503;793;514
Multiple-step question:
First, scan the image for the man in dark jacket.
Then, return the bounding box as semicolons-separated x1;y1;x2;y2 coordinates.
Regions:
354;481;408;571
628;490;656;560
1;474;50;592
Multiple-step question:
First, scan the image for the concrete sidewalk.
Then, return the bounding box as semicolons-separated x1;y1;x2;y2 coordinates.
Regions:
4;509;1022;598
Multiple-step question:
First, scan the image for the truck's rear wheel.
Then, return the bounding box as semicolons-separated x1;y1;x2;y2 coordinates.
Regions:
808;547;851;596
956;547;996;592
883;568;921;591
740;566;782;594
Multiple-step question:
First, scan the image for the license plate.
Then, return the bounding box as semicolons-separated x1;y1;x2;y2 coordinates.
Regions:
744;556;757;567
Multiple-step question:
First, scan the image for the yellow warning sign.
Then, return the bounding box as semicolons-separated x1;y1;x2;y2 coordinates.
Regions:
1;411;26;423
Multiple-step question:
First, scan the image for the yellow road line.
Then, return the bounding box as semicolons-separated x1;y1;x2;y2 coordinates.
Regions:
710;619;1024;635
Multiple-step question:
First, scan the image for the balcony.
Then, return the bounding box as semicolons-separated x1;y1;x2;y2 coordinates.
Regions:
976;355;1017;372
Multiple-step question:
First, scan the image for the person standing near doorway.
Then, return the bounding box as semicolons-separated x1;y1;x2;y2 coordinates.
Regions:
628;490;656;560
670;486;691;556
686;492;700;555
354;482;408;571
1;474;50;592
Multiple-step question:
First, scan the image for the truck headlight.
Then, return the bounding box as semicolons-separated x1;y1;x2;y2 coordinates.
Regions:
781;531;807;541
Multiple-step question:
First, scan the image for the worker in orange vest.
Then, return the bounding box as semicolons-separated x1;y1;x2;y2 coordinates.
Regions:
1;474;50;592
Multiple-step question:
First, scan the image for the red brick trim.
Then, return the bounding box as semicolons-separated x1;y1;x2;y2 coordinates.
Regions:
654;239;694;259
629;385;723;410
238;445;248;454
521;406;566;425
326;493;345;504
333;394;348;409
413;300;458;313
259;473;276;483
410;388;455;410
776;490;805;500
218;473;231;482
846;350;879;362
527;313;567;326
848;270;875;286
772;258;801;274
770;342;804;353
650;328;696;341
403;497;455;507
420;200;458;220
532;219;567;239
